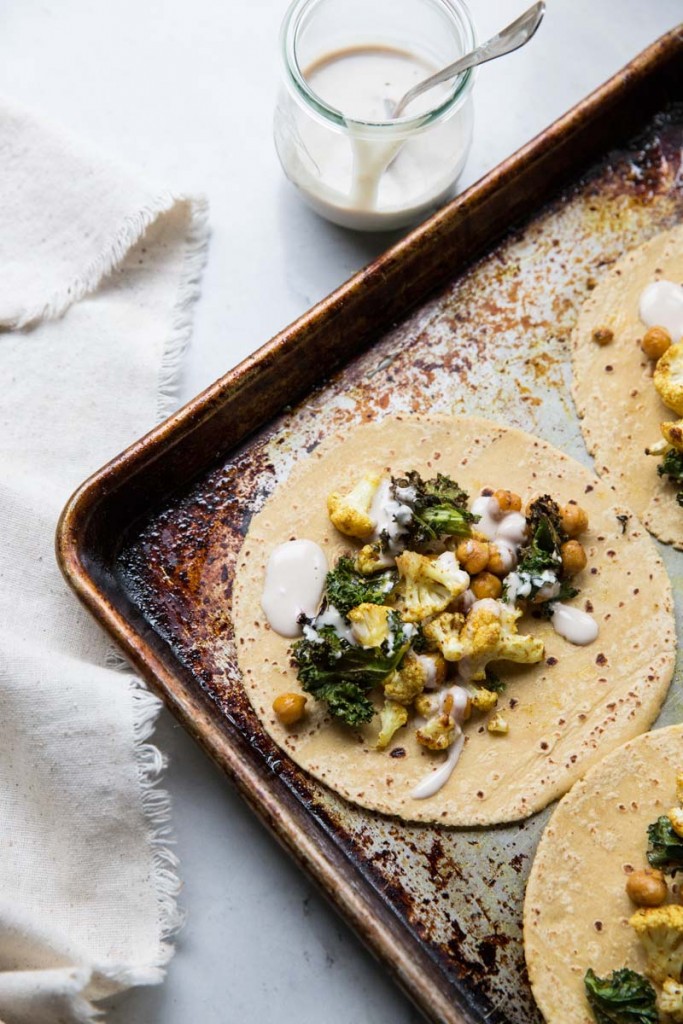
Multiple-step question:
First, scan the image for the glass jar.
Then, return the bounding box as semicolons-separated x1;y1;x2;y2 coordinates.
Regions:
274;0;476;232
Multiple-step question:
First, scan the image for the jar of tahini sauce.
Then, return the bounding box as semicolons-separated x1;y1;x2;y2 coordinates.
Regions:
275;0;476;231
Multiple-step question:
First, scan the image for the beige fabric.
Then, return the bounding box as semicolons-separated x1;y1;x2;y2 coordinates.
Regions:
571;224;683;548
233;415;675;827
524;724;683;1024
0;100;209;1022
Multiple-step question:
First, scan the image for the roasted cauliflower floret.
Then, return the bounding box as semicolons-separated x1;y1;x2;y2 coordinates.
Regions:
376;699;409;750
383;651;428;704
396;550;469;623
422;611;466;657
414;689;470;750
659;977;683;1021
414;651;447;689
356;541;395;574
630;904;683;984
327;473;381;539
347;603;392;648
669;807;683;840
661;419;683;452
426;599;544;680
654;342;683;416
467;685;499;712
416;709;457;751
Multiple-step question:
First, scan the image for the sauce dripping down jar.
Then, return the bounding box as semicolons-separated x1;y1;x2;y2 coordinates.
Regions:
275;0;476;231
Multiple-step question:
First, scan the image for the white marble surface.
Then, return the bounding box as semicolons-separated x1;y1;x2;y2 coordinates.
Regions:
2;1;681;1021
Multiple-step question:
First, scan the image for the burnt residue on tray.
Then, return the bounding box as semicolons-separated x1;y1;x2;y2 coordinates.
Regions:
117;103;683;1024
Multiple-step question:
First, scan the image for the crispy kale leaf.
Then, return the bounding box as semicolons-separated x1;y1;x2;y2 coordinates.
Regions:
505;495;572;606
658;449;683;507
390;471;478;546
584;968;658;1024
291;616;411;727
647;815;683;874
325;555;397;617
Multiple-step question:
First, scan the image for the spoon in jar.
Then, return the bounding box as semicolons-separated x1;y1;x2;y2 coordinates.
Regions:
386;1;546;120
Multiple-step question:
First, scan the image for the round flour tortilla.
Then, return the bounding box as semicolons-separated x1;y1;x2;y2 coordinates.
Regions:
524;724;683;1024
233;416;675;826
571;224;683;548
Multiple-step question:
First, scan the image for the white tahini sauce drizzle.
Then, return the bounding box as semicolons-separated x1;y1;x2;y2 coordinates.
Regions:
550;603;599;646
411;684;471;799
261;540;328;637
639;280;683;341
411;728;465;800
417;653;439;690
471;494;527;574
305;604;358;646
370;478;413;551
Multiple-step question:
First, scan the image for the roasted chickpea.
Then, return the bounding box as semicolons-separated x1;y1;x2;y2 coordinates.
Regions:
455;538;489;575
641;326;672;361
471;572;503;600
494;489;522;513
561;539;587;576
487;543;512;577
625;868;668;907
560;502;589;538
592;326;614;346
273;692;307;726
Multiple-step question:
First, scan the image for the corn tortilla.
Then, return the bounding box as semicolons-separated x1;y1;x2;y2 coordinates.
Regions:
571;224;683;548
233;416;675;826
524;724;683;1024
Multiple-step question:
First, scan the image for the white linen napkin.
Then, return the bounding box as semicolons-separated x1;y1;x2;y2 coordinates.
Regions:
0;100;209;1023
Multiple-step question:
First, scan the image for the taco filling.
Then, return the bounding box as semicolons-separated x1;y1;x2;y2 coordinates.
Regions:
261;469;598;800
580;771;683;1024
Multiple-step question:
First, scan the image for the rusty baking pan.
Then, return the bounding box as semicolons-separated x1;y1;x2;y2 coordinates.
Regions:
58;28;683;1024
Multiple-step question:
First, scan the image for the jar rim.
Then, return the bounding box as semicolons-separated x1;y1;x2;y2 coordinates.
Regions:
280;0;477;133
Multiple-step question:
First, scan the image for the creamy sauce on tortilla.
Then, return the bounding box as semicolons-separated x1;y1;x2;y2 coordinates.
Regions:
639;279;683;340
411;683;471;799
370;478;412;550
471;494;526;572
261;539;328;637
550;602;599;645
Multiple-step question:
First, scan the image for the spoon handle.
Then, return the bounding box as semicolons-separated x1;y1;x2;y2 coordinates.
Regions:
393;1;546;118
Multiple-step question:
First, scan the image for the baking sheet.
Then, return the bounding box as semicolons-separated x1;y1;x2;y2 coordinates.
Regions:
113;102;683;1024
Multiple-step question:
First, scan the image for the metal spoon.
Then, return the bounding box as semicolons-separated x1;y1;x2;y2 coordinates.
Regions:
389;1;546;119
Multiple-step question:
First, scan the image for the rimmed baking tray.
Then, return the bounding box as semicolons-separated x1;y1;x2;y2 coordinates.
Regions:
58;28;683;1024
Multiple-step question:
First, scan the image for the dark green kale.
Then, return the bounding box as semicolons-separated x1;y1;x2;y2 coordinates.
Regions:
584;967;658;1024
313;682;375;727
410;624;429;654
290;615;411;727
504;495;572;606
658;448;683;507
325;555;397;617
484;667;506;693
647;815;683;874
390;471;478;547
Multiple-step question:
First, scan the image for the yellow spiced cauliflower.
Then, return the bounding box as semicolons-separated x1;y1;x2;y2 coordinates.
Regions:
383;652;429;704
376;700;409;750
630;904;683;984
659;977;683;1021
327;473;381;539
348;603;392;648
424;599;544;680
654;342;683;416
395;550;469;622
661;419;683;451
